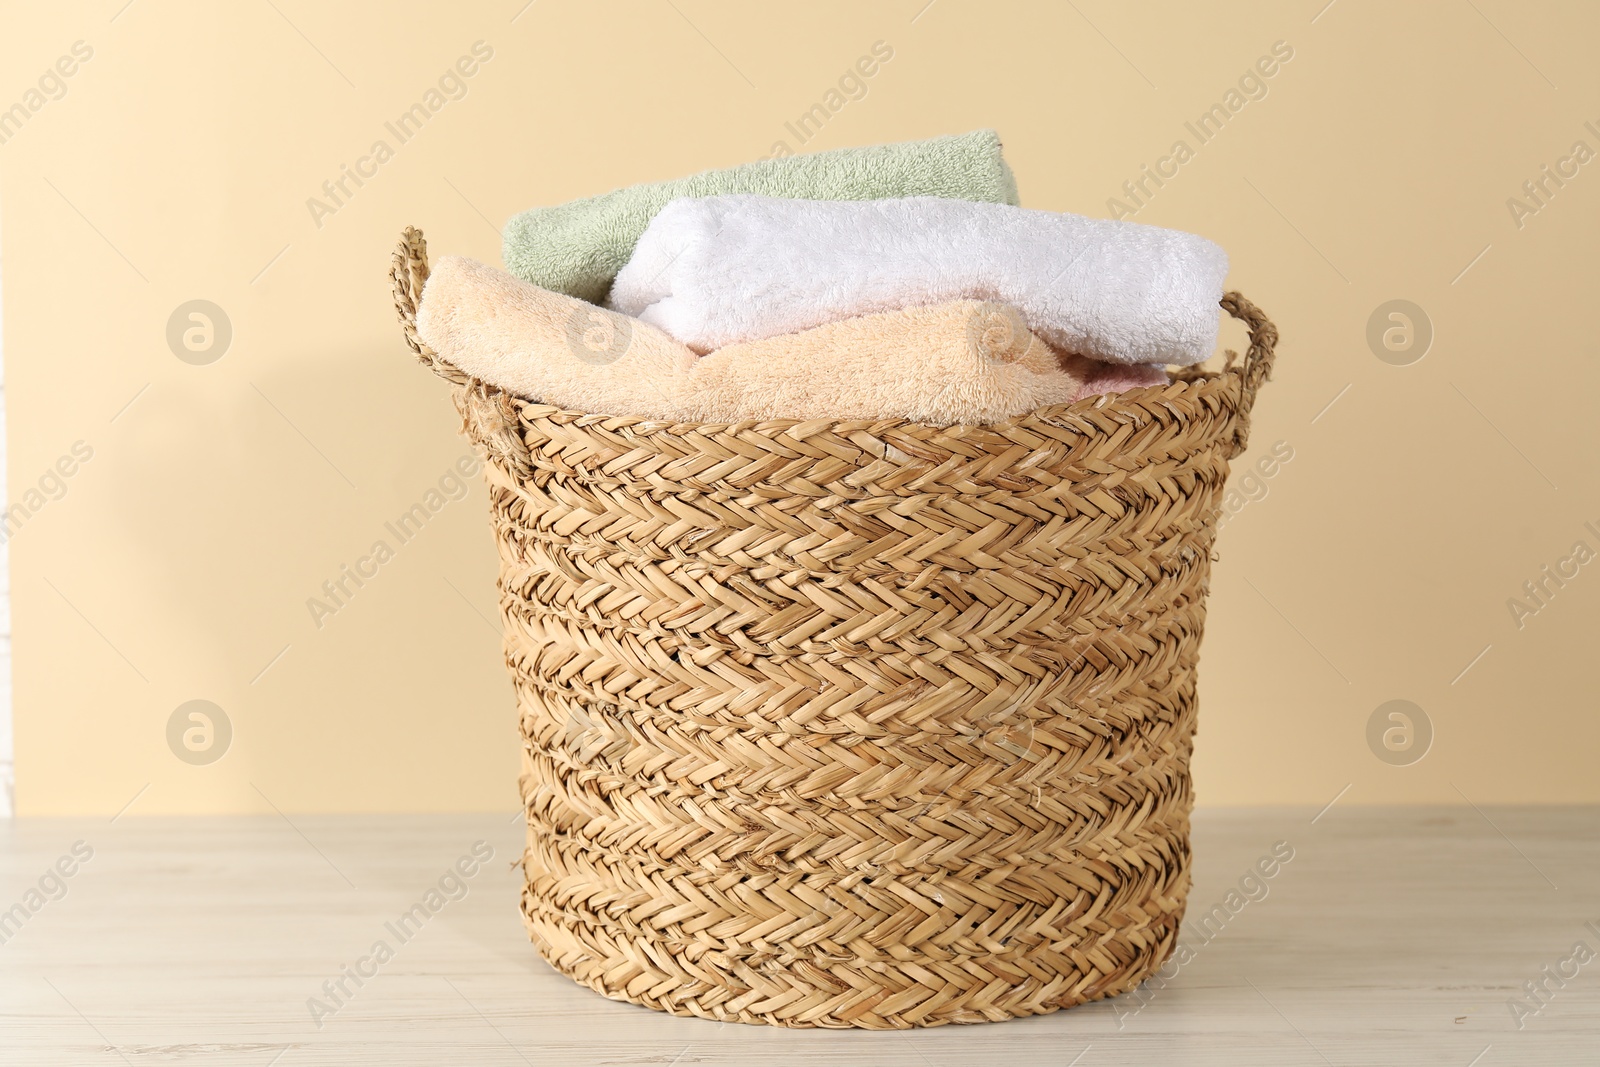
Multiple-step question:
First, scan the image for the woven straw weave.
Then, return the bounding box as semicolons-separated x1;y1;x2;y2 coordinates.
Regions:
391;227;1279;1029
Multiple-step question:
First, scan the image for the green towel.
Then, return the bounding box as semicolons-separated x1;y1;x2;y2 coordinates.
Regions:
501;129;1020;303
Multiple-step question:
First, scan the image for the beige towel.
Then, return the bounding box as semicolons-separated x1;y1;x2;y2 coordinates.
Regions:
689;301;1080;424
417;257;1161;425
415;256;695;419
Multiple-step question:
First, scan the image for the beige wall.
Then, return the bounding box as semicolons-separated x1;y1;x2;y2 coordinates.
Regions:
3;1;1595;814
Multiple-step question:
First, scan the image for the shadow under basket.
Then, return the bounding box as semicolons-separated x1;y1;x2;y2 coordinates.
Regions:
390;226;1280;1029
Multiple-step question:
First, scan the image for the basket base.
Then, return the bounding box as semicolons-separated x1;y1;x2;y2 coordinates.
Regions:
520;895;1184;1030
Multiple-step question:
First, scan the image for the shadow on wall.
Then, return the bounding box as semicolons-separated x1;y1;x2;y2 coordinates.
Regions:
94;338;515;813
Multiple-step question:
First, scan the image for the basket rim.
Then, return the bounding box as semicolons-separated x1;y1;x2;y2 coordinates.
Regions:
489;376;1207;434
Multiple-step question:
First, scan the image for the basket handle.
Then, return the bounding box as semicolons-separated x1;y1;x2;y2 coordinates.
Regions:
1216;291;1280;457
391;225;474;386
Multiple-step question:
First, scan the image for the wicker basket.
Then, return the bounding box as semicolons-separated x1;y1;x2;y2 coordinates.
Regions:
390;226;1279;1029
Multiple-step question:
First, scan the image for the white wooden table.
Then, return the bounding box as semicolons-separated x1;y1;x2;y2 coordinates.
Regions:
2;806;1595;1065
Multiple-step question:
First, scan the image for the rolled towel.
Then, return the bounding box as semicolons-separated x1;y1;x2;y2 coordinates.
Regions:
609;195;1229;366
417;256;695;420
502;130;1020;303
688;301;1081;424
414;258;1087;425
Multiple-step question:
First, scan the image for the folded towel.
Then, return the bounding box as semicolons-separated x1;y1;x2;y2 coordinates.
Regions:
688;301;1082;424
1066;356;1171;399
417;256;694;419
609;195;1229;366
501;130;1021;304
414;257;1096;425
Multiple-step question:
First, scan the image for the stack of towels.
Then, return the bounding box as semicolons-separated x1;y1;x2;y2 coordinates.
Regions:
416;130;1229;426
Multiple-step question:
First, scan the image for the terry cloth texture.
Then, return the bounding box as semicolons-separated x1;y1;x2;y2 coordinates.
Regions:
610;194;1229;366
1067;356;1171;399
686;300;1082;424
501;130;1020;303
414;257;1091;426
416;256;696;419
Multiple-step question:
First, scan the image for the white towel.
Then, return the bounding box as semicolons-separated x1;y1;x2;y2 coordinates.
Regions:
609;195;1229;366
